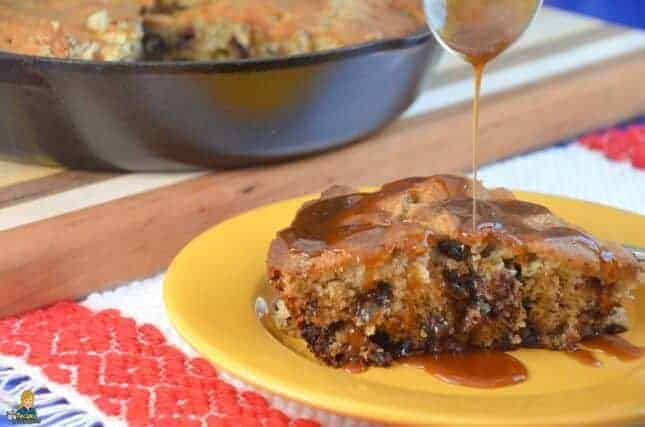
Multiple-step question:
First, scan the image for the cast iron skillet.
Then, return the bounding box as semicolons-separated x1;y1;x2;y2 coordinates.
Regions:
0;30;439;171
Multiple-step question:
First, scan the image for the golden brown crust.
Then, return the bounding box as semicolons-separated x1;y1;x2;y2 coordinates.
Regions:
143;0;426;60
0;0;152;60
0;0;424;61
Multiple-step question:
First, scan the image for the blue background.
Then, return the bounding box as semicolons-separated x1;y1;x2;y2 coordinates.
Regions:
544;0;644;29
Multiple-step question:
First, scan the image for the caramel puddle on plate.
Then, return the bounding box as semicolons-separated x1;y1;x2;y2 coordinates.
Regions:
404;351;528;388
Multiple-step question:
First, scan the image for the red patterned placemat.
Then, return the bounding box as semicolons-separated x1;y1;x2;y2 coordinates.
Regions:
0;302;319;427
579;123;645;168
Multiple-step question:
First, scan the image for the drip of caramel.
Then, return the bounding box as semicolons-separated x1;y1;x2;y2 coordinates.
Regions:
566;349;602;367
471;63;484;230
426;0;541;230
583;335;645;362
343;363;368;374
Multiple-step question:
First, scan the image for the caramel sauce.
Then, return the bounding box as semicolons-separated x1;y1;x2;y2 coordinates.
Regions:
425;0;541;230
583;335;645;362
277;176;429;257
471;63;484;230
347;329;366;353
566;349;602;368
278;174;609;269
343;363;368;374
405;351;528;388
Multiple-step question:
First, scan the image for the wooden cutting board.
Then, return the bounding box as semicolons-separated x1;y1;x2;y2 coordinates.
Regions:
0;7;644;317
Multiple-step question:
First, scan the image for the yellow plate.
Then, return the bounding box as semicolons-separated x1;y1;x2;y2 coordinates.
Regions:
164;191;645;426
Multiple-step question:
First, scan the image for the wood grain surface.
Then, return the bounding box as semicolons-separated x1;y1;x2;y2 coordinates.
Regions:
0;171;115;209
0;51;643;317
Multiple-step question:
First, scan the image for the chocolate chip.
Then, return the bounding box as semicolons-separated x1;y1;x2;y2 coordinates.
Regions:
519;326;539;347
496;334;514;350
269;269;281;281
438;239;469;261
372;282;392;306
579;323;594;337
553;322;567;335
480;244;495;258
228;36;250;59
327;320;344;334
177;27;196;48
304;299;318;317
301;322;332;358
301;322;322;343
426;315;450;340
368;331;415;359
604;324;627;334
142;34;167;60
503;259;522;278
442;269;475;300
369;330;393;351
514;263;522;279
356;282;392;323
370;350;393;366
396;340;414;357
586;277;603;289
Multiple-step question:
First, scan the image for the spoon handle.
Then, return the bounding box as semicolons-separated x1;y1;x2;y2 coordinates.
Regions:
624;245;645;262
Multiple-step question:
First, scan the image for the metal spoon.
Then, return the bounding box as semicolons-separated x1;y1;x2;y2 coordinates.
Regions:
423;0;543;63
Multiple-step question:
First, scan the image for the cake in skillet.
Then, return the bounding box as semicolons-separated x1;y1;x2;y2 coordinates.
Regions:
0;0;425;61
142;0;426;60
266;175;642;368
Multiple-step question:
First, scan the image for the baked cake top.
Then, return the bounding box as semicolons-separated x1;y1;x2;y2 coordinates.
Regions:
144;0;425;52
268;175;640;283
0;0;151;60
0;0;424;60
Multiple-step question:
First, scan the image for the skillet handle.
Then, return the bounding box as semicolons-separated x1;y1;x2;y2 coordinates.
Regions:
0;55;51;90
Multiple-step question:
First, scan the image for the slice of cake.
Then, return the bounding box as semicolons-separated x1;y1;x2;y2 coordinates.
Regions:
266;175;642;368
